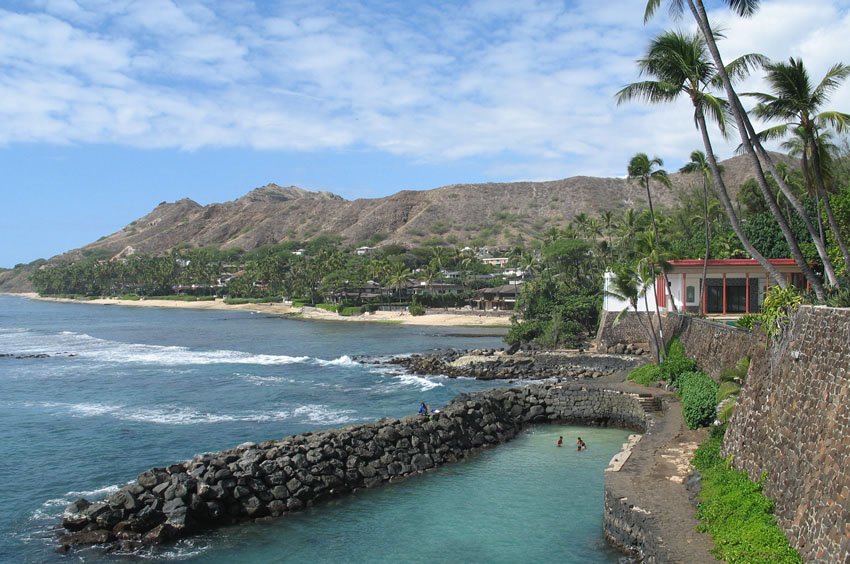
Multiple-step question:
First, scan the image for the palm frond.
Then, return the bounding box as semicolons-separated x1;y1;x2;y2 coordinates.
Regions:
813;63;850;99
615;81;680;106
815;111;850;133
724;53;769;85
727;0;760;17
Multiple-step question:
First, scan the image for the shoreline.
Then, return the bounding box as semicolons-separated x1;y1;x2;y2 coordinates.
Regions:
10;293;512;328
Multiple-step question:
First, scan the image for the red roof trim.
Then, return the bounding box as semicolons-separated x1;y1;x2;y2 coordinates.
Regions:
668;259;798;267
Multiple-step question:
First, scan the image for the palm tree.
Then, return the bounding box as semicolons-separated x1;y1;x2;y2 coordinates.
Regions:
680;150;717;309
644;0;834;298
606;263;664;363
626;153;678;312
746;57;850;273
616;30;790;291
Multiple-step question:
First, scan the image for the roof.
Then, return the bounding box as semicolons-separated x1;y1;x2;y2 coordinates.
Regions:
668;259;798;267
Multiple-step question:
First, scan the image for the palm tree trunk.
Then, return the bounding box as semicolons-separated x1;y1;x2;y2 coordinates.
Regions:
631;305;659;364
810;138;850;273
701;174;710;312
641;295;663;364
742;111;839;287
645;180;678;312
695;109;788;288
689;0;827;300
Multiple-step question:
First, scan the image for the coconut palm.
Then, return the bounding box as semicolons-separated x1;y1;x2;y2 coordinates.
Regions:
644;0;834;298
746;57;850;273
680;150;717;309
626;153;679;311
616;30;790;291
606;263;664;363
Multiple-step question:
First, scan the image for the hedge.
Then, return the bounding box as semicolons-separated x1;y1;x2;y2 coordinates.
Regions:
678;370;719;429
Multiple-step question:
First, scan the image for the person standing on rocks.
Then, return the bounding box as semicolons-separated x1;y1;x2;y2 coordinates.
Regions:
419;402;430;416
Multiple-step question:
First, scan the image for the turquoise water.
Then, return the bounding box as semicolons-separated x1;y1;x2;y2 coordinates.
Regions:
0;296;625;562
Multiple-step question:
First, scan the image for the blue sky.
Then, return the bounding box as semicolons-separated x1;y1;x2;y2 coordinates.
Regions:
2;0;849;267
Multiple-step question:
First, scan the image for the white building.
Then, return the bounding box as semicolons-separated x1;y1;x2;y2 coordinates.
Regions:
603;259;807;317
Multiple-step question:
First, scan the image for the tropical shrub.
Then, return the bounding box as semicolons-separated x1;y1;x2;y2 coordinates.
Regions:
628;363;662;385
661;338;697;385
408;302;426;316
735;313;759;330
760;286;802;338
693;432;802;563
678;370;719;429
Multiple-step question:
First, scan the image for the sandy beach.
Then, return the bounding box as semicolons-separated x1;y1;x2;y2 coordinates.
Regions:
16;293;512;328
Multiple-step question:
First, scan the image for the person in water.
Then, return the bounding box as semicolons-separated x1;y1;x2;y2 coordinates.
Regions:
576;437;587;451
419;402;430;416
557;436;563;447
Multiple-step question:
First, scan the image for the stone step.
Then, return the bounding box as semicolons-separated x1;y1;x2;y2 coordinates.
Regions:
635;394;663;413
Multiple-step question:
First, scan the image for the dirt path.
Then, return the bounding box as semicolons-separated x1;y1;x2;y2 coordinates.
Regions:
604;388;719;563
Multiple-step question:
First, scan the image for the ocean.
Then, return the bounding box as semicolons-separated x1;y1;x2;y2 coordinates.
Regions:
0;295;625;562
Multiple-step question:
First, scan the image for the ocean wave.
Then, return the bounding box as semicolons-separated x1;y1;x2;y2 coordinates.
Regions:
31;484;122;521
314;355;358;367
29;401;355;425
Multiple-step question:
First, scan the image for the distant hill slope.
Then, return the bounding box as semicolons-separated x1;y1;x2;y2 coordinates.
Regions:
62;153;784;260
0;153;794;293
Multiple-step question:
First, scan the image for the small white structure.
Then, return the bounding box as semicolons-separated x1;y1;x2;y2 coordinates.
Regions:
603;259;807;317
355;246;374;256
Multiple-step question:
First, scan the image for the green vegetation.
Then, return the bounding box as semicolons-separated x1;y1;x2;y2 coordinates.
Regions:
678;371;719;429
408;302;426;316
627;363;662;385
660;338;697;385
315;303;337;312
693;431;802;564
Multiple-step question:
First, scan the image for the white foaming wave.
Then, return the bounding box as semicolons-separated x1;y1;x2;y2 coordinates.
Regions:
393;374;445;391
233;372;299;386
367;364;445;391
314;355;358;367
293;404;355;425
32;401;354;425
6;329;312;366
32;484;122;521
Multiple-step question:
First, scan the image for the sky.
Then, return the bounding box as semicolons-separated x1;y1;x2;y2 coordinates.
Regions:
2;0;850;267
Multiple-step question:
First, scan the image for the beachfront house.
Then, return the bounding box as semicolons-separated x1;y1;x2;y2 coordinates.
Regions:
471;283;522;311
603;259;807;317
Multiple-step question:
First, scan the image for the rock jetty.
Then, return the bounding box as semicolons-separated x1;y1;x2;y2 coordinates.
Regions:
383;349;644;380
58;383;648;553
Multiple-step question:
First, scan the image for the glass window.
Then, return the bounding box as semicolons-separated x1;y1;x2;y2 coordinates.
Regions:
686;286;695;303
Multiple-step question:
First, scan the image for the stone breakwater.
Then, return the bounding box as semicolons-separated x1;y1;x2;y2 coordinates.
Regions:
381;349;644;380
58;383;648;553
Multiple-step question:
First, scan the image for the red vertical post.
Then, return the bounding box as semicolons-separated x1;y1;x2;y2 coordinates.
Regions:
722;273;727;315
682;273;686;311
745;272;750;314
702;275;707;315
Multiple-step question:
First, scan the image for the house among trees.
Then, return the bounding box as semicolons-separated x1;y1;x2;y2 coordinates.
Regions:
604;259;807;317
471;284;521;311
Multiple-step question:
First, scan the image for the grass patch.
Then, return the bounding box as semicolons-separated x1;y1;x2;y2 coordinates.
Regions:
693;433;802;563
315;303;337;312
627;363;662;385
337;306;361;316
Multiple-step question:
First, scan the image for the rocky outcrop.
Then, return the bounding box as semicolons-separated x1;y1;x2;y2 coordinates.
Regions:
58;383;648;553
382;349;644;380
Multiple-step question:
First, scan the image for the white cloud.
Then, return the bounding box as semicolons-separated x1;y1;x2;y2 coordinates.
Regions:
0;0;848;181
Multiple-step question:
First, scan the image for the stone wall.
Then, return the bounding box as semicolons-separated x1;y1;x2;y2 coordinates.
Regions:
723;306;850;562
59;383;647;552
596;311;682;357
675;315;763;380
603;489;669;563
